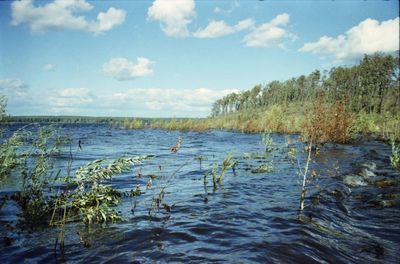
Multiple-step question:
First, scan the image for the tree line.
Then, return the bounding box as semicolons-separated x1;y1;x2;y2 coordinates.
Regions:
211;53;399;117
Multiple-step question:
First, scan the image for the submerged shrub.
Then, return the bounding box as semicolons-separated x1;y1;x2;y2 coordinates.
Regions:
261;132;274;152
303;93;354;144
0;129;25;181
251;162;273;174
390;137;400;170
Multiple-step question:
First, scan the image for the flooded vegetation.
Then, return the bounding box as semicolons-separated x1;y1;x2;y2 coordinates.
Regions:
0;1;399;262
1;52;399;263
118;54;400;142
1;53;399;263
0;124;399;263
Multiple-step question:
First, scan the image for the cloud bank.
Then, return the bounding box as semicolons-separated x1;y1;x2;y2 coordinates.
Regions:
0;79;29;97
147;1;293;49
299;17;400;62
44;87;238;116
103;57;154;81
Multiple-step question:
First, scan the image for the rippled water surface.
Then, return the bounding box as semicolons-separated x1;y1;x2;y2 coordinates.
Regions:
1;124;399;263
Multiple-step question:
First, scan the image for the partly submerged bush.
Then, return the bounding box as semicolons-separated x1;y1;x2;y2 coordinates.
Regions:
390;137;400;170
0;129;25;181
303;94;354;144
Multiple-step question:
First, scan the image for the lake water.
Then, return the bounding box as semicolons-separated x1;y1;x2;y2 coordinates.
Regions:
0;123;399;263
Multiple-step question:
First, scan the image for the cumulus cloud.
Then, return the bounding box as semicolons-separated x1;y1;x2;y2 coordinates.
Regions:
193;18;254;38
0;79;29;97
214;0;239;14
103;57;154;81
43;63;55;71
299;17;400;62
48;87;96;112
242;13;293;48
10;0;126;35
147;0;195;38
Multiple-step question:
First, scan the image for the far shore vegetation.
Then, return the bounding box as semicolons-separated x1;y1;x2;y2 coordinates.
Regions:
118;53;399;143
2;53;399;143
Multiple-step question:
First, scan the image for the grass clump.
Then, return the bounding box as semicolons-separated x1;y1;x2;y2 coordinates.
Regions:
210;155;237;190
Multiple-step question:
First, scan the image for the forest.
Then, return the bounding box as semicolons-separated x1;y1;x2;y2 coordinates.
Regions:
211;53;399;117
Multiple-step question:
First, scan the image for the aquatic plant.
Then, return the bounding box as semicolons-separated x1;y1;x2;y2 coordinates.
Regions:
251;162;273;174
0;123;152;253
123;118;143;129
261;132;274;152
51;155;150;254
210;155;237;190
170;137;182;153
12;127;69;224
299;140;313;213
285;136;316;214
69;156;149;223
194;155;207;170
390;136;399;170
0;129;25;182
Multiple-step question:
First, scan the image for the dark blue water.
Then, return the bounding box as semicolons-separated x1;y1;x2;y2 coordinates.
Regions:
0;123;399;263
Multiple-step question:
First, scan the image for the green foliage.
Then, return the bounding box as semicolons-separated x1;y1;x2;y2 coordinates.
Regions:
48;155;150;254
1;123;150;227
73;156;147;186
208;53;399;142
0;130;25;181
211;155;237;189
59;156;149;225
211;54;399;118
71;184;123;225
12;127;69;223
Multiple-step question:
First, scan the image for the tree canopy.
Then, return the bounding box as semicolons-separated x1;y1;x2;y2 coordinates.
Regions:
211;53;399;117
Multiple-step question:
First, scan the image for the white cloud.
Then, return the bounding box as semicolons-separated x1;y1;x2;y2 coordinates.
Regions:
193;18;254;38
147;0;195;38
48;87;96;112
243;13;293;48
10;0;126;35
0;79;29;97
214;0;239;14
193;21;234;38
270;13;290;26
112;87;239;114
299;17;400;62
103;57;154;81
43;63;55;71
88;7;126;34
234;19;255;31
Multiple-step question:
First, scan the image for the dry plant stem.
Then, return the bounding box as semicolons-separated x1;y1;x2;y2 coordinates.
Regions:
299;140;312;213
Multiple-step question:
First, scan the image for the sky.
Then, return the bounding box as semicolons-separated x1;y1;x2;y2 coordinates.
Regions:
0;0;399;118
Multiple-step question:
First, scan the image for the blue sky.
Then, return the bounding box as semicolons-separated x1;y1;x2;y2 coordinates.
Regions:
0;0;398;117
